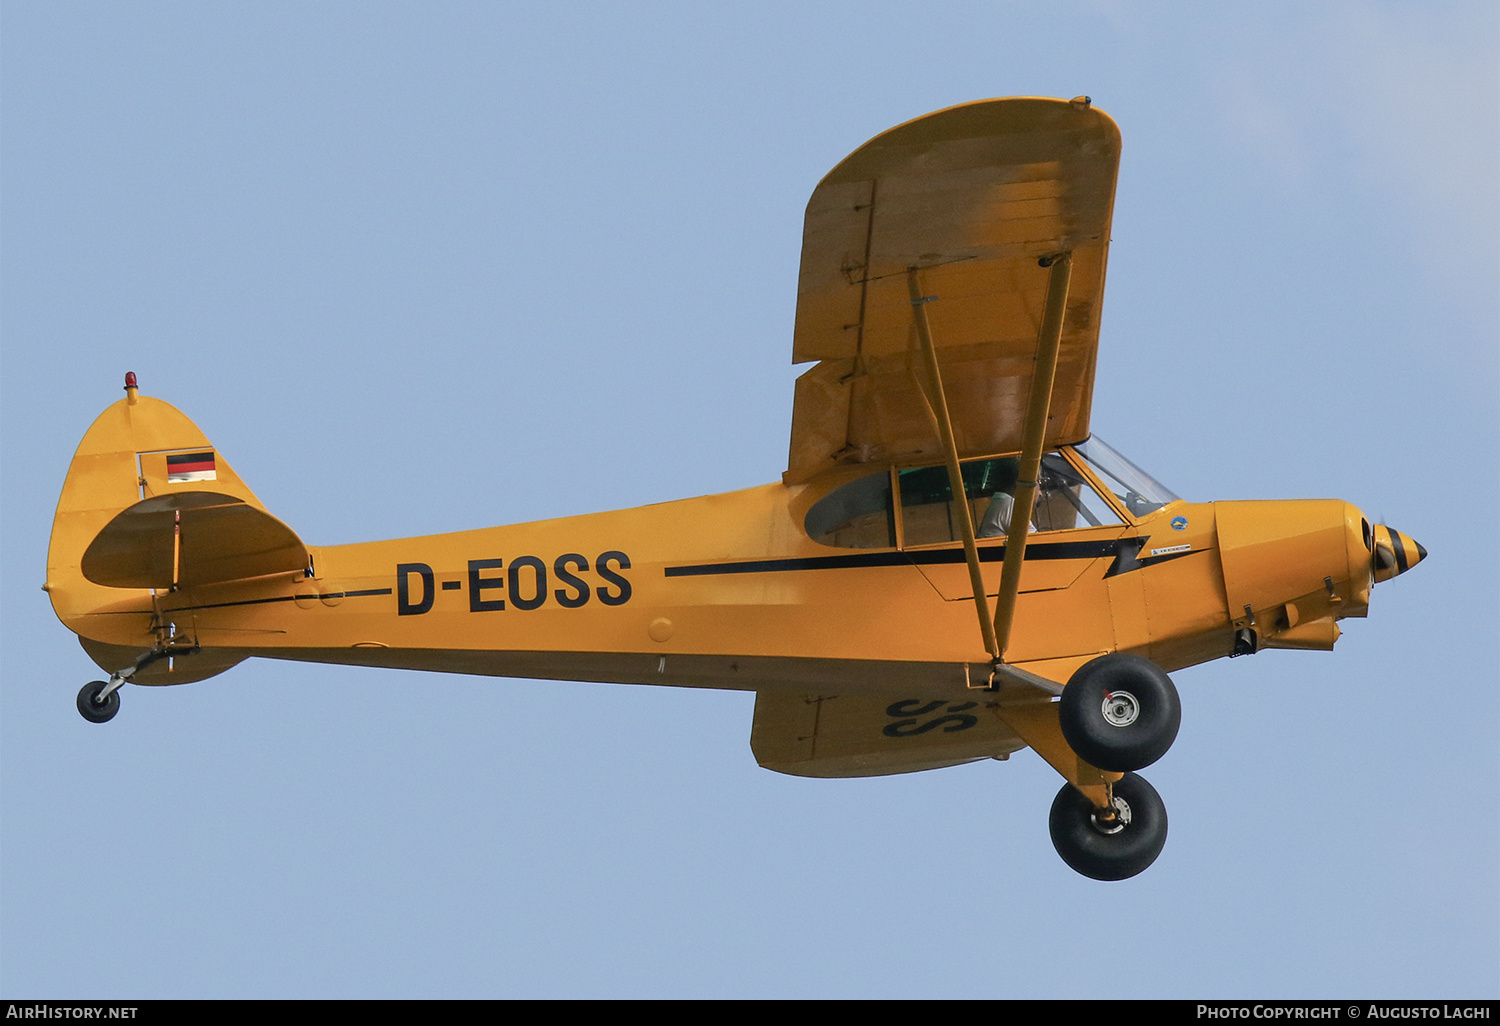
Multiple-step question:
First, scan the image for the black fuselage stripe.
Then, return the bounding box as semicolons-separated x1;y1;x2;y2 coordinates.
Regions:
664;539;1127;578
166;587;393;613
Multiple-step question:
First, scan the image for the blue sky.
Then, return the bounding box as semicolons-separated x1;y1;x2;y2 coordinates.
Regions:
3;2;1496;998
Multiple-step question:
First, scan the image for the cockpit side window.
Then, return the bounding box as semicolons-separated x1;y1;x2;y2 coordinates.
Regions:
898;453;1122;547
804;452;1125;549
804;470;895;548
1032;453;1125;531
899;457;1020;547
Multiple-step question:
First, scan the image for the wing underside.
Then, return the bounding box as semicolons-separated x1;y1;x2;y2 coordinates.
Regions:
751;688;1029;778
787;97;1121;483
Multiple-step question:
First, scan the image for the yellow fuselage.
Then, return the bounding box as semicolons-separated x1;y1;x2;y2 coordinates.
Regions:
48;399;1380;699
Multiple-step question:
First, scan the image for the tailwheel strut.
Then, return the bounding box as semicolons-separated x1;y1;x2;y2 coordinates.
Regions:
75;646;195;724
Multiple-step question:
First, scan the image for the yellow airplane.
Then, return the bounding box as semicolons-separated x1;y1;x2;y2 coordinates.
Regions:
46;97;1426;880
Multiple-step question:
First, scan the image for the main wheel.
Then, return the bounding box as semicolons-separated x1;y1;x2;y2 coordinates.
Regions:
1049;771;1167;881
1059;653;1180;771
76;680;119;724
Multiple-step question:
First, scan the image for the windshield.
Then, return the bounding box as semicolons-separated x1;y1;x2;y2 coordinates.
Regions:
1073;437;1181;517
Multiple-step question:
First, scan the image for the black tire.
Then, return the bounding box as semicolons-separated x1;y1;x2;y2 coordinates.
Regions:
1059;653;1180;771
1049;771;1167;881
77;680;119;724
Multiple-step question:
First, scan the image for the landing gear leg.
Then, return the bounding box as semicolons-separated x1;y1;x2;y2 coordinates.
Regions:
1048;771;1168;881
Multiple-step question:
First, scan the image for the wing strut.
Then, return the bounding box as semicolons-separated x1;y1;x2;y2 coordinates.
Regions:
991;253;1072;663
906;254;1074;678
907;268;997;660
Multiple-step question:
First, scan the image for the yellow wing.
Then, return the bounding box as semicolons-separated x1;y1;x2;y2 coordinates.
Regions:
787;97;1120;483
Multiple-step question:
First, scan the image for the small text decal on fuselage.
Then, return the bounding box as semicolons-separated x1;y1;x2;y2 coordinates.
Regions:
395;552;631;615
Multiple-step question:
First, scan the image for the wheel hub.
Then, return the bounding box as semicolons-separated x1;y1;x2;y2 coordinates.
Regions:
1101;690;1140;727
1090;796;1133;835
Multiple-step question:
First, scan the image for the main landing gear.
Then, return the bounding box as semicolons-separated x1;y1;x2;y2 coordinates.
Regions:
1046;653;1181;879
1059;653;1181;772
1049;772;1168;881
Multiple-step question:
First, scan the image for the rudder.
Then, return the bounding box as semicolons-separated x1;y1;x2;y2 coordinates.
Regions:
46;375;307;684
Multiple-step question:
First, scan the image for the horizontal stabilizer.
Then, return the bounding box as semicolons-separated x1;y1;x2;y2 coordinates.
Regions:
81;490;308;589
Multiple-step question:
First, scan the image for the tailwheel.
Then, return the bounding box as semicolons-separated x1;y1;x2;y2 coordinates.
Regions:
1049;771;1167;881
76;680;120;724
1059;653;1180;771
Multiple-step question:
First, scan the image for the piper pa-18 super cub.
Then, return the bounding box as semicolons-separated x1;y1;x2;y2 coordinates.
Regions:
48;97;1425;880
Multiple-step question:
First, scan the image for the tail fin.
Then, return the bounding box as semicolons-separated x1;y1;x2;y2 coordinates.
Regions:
47;375;307;683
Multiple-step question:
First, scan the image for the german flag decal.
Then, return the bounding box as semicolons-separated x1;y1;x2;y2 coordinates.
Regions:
166;451;217;483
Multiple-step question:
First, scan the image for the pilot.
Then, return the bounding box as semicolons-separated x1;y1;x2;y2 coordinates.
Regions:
975;460;1022;538
978;491;1014;537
